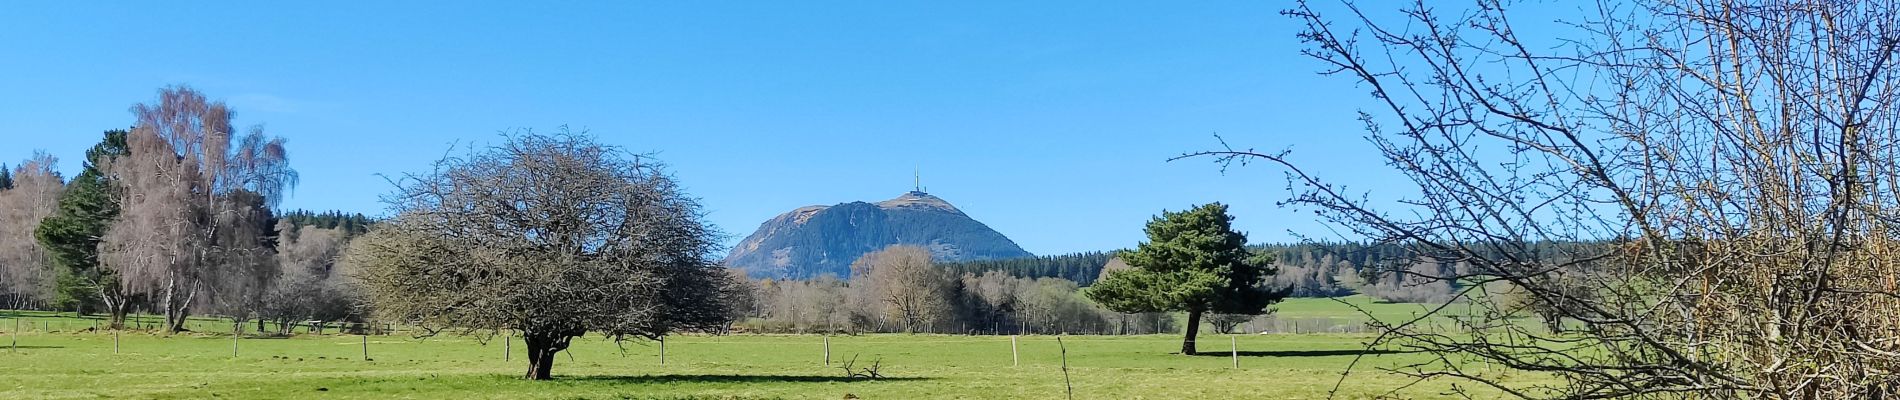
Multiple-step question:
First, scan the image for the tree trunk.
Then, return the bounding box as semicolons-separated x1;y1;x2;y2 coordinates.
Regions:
524;339;556;380
1182;310;1203;355
162;272;179;331
161;273;197;333
521;330;574;380
103;295;129;330
168;305;191;332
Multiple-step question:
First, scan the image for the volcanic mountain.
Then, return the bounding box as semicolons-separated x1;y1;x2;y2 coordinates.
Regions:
724;191;1033;279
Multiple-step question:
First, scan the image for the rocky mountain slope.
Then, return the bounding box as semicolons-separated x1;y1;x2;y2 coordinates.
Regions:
725;191;1032;279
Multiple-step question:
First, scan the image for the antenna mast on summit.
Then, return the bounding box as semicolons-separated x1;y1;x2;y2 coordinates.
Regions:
914;167;922;192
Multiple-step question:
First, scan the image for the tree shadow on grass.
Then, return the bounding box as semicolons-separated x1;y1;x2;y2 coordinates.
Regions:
564;374;929;384
3;345;67;349
1189;349;1417;357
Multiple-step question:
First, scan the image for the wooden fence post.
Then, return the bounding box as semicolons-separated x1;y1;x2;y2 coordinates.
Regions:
505;333;512;362
1011;335;1019;367
362;335;370;361
659;335;666;365
823;336;831;365
1231;336;1239;369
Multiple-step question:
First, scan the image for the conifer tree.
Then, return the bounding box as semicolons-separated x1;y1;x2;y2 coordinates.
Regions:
36;130;129;320
1086;203;1286;355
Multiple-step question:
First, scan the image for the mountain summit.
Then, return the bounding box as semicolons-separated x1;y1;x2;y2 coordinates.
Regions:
725;191;1032;279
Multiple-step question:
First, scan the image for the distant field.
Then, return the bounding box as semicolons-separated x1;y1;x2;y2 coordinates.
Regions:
0;298;1547;399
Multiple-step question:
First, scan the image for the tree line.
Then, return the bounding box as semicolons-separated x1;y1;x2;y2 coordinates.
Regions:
733;203;1294;355
0;86;365;334
278;210;373;237
936;240;1554;304
738;244;1497;335
733;247;1177;336
939;251;1114;285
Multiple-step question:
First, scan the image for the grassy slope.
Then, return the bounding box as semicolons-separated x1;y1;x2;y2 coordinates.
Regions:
0;299;1547;399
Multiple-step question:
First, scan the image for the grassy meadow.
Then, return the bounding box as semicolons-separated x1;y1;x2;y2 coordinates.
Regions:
0;298;1548;399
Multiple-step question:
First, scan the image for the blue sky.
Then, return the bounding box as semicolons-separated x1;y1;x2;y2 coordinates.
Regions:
1;1;1414;255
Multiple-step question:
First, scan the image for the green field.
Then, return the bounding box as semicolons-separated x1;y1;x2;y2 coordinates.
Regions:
1;298;1546;399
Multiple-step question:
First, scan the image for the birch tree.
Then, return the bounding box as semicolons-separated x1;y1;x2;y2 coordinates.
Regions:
102;85;296;332
0;154;63;309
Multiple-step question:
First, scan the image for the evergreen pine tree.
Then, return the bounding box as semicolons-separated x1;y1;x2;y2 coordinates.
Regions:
35;130;129;317
1086;203;1288;355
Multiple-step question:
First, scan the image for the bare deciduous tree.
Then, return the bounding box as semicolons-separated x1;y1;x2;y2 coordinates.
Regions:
1014;277;1109;334
1207;313;1253;335
262;224;356;334
1348;260;1455;304
1188;1;1900;397
755;274;855;333
851;245;953;333
102;85;297;332
965;270;1021;333
206;190;282;329
0;154;64;309
349;130;734;380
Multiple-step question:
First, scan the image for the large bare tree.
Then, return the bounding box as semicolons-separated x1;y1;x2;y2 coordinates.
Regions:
1185;0;1900;397
850;245;954;333
102;85;297;332
0;154;64;309
349;130;736;380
